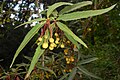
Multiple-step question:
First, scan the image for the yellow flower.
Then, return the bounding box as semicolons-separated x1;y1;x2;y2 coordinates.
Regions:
49;38;54;43
64;49;68;55
71;58;74;62
55;40;59;44
64;52;68;55
63;69;66;72
49;46;54;50
70;57;74;62
55;33;58;36
66;61;70;64
69;69;72;72
61;44;65;48
56;38;60;41
37;42;40;45
64;49;68;53
66;57;69;61
67;40;70;44
50;43;54;47
53;43;57;47
38;37;42;42
42;43;48;49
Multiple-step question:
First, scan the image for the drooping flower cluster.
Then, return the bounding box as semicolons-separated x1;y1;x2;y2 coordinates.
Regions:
36;19;65;50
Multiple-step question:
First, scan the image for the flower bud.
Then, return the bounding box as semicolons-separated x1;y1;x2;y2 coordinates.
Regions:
42;43;48;49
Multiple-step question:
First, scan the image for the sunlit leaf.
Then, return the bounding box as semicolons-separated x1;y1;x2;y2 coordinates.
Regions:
57;4;116;21
68;67;77;80
56;22;88;48
10;22;45;68
59;1;92;14
77;66;102;79
15;18;46;28
47;2;72;17
25;44;45;79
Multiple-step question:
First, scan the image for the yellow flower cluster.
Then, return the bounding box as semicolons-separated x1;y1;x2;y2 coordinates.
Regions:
49;38;56;50
64;48;75;64
63;48;75;73
63;69;72;72
37;32;65;50
65;56;74;64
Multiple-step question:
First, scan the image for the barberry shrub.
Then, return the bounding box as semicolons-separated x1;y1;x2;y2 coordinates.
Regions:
10;1;116;80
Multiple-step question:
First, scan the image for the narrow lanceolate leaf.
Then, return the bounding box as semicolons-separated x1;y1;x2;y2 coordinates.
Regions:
59;1;92;14
77;66;102;79
78;57;98;65
57;4;116;21
25;44;45;79
15;18;46;28
68;67;77;80
10;22;45;68
38;67;56;77
56;22;88;48
47;2;72;18
58;74;69;80
23;55;32;61
64;32;80;49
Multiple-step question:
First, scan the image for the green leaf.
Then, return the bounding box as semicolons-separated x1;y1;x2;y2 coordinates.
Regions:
15;18;46;28
0;75;7;79
51;10;58;17
56;22;88;48
57;4;116;21
78;57;98;65
37;67;56;77
64;32;80;49
47;2;72;18
25;44;45;79
0;1;5;13
68;67;77;80
58;73;69;80
15;63;29;67
23;55;32;61
10;22;45;68
77;66;102;79
59;1;92;14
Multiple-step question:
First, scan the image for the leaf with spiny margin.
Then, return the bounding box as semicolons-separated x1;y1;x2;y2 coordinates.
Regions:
47;2;72;18
59;1;92;14
10;22;45;68
57;4;116;21
77;66;102;79
25;44;45;79
56;22;88;48
15;18;46;28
